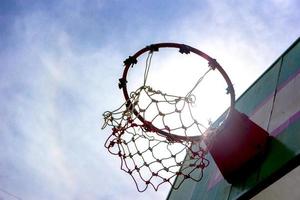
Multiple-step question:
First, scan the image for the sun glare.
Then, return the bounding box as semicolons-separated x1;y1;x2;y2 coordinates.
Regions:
128;47;231;133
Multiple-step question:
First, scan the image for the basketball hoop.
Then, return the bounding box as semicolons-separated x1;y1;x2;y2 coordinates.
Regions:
102;43;236;191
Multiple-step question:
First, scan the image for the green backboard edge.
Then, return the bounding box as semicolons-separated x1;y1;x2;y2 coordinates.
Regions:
167;37;300;200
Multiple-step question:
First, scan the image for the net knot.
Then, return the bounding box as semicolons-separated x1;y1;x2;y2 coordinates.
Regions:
109;141;115;148
102;111;113;129
112;127;125;136
185;94;196;104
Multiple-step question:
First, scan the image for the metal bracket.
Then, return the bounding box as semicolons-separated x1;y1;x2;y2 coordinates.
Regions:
118;78;127;89
179;44;191;54
147;44;159;52
208;58;218;70
123;56;137;66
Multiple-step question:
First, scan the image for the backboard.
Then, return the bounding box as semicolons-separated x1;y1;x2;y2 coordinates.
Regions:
167;37;300;200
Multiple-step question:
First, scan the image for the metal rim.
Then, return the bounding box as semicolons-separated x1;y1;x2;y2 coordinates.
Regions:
120;43;235;142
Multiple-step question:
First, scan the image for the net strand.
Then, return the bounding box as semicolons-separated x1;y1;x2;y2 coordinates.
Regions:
186;67;212;97
143;52;153;86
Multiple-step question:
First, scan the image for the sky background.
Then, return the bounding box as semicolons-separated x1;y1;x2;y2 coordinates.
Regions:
0;0;299;199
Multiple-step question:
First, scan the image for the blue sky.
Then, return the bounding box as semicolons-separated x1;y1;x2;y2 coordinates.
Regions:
0;0;299;199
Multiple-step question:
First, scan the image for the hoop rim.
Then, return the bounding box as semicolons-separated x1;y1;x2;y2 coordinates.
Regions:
120;43;235;142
